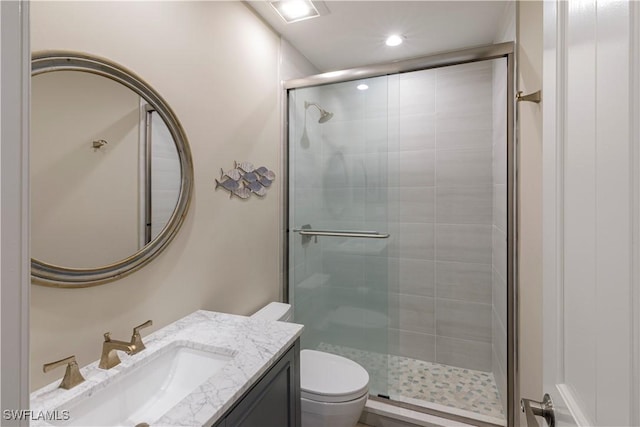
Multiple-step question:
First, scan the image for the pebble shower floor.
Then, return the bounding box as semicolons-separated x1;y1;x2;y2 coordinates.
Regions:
317;343;505;423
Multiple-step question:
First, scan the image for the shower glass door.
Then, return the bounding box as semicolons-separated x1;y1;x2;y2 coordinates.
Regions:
288;54;511;425
288;75;395;396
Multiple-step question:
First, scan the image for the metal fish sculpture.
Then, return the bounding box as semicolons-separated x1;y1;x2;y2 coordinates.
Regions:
251;186;267;197
263;170;276;181
245;181;268;196
235;161;255;173
258;176;272;187
242;171;259;183
220;168;242;181
215;178;240;193
232;187;251;199
217;162;275;200
244;181;264;193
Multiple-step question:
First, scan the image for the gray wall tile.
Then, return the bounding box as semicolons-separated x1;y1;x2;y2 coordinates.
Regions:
436;298;491;342
399;113;436;151
436;62;492;113
492;266;507;328
398;149;435;187
492;344;508;415
389;329;436;361
491;57;509;408
436;261;492;304
322;252;365;288
399;258;435;297
399;187;435;223
322;187;365;221
492;138;507;186
364;256;396;293
436;186;493;225
492;226;507;280
399;70;436;116
436;336;492;371
436;149;493;187
395;294;435;334
436;224;492;264
399;222;435;260
436;111;492;151
493;184;507;233
492;308;507;375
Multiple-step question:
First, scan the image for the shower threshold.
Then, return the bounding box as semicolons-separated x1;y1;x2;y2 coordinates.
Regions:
317;343;506;427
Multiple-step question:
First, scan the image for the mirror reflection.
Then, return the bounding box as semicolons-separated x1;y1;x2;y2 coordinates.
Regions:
31;70;181;269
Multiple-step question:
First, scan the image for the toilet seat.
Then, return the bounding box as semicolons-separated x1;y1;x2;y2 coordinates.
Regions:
300;350;369;403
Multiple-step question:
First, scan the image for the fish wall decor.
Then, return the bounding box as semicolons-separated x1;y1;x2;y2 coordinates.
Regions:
214;161;276;200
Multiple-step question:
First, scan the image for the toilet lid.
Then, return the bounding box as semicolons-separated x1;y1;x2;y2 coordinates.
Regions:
300;350;369;403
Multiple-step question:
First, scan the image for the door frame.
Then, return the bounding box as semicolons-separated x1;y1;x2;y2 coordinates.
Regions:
280;42;519;426
1;0;31;420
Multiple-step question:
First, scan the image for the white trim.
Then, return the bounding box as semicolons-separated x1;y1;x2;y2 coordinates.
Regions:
542;2;578;426
556;385;594;427
542;0;564;392
0;0;30;418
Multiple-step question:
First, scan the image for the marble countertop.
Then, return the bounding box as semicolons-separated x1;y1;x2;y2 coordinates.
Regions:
30;310;304;426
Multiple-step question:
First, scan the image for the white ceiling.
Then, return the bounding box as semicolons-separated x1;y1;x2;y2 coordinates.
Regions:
247;1;511;72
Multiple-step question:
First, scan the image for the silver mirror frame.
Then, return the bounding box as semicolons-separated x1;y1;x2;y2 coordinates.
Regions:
31;51;194;288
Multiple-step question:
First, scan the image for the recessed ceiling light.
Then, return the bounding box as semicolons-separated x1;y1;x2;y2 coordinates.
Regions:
357;84;369;91
270;0;320;24
385;34;404;47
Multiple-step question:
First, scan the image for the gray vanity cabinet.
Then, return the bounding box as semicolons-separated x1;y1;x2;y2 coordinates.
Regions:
213;340;300;427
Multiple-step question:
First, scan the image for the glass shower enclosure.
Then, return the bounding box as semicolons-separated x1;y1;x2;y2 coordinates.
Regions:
288;75;394;395
286;43;514;426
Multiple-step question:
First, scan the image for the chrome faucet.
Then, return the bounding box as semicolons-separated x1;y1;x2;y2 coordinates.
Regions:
99;332;136;369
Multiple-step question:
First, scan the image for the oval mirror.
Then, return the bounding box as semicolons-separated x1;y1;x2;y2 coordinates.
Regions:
31;51;194;287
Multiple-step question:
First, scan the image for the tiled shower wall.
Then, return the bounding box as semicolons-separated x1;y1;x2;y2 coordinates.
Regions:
290;78;392;357
290;60;506;383
388;61;495;372
492;58;508;413
289;85;326;338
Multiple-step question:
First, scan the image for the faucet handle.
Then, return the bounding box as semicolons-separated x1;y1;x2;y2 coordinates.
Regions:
133;320;153;335
130;320;153;354
43;355;85;390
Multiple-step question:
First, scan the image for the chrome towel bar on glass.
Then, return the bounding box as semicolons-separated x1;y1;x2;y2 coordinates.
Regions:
292;228;390;239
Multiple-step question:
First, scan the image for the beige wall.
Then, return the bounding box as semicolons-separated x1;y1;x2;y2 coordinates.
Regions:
517;0;543;421
31;71;140;268
30;1;282;390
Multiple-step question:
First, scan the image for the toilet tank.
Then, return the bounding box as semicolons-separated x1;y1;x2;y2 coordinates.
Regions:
251;302;292;322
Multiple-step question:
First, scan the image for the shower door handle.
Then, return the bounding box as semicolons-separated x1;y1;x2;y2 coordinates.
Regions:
292;228;390;239
521;394;555;427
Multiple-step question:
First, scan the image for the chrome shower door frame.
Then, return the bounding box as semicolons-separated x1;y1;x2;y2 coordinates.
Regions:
281;41;517;427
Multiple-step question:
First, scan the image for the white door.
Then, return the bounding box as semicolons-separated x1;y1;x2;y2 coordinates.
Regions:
538;1;639;426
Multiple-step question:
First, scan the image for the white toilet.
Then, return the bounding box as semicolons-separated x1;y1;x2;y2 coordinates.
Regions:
251;302;369;427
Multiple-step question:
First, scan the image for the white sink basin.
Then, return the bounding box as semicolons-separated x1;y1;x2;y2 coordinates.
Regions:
55;344;234;426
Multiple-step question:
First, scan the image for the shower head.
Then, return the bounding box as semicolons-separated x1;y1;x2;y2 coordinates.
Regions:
305;101;333;123
318;110;333;123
